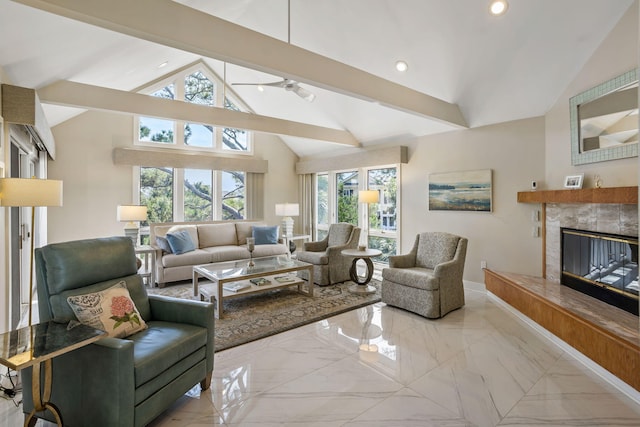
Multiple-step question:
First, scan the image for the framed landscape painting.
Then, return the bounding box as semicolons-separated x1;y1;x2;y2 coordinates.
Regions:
429;169;492;212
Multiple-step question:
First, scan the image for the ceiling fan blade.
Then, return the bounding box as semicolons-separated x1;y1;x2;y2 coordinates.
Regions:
263;80;290;88
292;84;316;102
232;78;315;101
232;80;287;87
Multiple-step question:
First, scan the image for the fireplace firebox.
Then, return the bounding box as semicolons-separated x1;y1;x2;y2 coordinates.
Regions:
561;228;639;315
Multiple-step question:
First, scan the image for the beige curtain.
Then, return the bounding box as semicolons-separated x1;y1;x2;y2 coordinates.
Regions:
245;172;264;220
298;174;315;238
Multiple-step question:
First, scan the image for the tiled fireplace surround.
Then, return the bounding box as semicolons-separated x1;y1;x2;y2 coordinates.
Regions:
485;188;640;396
545;202;639;283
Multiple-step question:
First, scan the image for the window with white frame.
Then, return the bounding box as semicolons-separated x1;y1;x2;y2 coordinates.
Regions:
139;166;245;233
136;63;251;153
366;167;398;262
314;166;399;263
315;173;329;240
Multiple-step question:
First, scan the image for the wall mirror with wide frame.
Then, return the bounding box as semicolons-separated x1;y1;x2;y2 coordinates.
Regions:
570;68;638;165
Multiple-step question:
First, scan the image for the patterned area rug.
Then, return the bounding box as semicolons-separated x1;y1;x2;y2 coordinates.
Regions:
147;279;381;352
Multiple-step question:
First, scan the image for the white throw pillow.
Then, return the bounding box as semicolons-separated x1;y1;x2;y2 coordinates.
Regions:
67;281;147;338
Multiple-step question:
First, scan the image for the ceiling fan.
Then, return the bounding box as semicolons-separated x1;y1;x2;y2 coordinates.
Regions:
232;78;316;102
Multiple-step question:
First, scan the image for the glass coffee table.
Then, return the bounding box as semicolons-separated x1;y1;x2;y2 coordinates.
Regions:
192;255;314;318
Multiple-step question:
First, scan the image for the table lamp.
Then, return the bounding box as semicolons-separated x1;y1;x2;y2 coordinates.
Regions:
0;177;63;327
275;203;299;237
117;205;148;247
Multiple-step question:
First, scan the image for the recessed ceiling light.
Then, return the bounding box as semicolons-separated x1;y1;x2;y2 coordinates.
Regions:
395;60;408;72
489;0;508;16
257;85;265;92
157;61;169;68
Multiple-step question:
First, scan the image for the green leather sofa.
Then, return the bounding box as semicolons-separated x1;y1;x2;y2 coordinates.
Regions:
22;236;215;426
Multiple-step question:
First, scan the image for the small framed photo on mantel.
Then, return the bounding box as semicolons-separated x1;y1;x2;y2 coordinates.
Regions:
564;174;584;189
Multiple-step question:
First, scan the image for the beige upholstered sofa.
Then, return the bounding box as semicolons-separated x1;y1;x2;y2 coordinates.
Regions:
150;220;288;287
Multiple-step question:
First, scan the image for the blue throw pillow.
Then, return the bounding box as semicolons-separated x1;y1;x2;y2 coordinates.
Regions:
166;230;196;255
252;226;279;245
155;236;173;254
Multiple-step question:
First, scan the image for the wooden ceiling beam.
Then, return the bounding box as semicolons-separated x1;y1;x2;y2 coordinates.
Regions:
38;80;360;147
13;0;467;129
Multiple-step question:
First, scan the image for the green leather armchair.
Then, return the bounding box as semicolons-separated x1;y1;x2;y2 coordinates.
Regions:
22;236;214;427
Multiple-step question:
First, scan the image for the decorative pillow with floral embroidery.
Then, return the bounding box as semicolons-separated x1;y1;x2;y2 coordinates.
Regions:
67;281;147;338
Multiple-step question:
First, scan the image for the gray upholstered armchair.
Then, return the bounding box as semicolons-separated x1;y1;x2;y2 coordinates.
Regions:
297;223;361;286
382;232;467;318
23;236;215;427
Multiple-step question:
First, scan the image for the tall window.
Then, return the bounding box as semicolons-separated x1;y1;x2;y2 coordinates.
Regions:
221;171;245;220
366;167;398;262
316;174;329;240
184;169;212;221
313;166;399;264
184;71;214;148
140;167;174;224
223;98;249;151
336;171;358;225
136;63;252;153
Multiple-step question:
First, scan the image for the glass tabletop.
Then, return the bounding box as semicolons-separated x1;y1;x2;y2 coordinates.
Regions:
195;255;310;280
0;321;105;371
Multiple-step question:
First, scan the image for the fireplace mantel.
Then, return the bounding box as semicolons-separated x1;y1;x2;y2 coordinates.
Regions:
517;186;637;204
517;186;638;278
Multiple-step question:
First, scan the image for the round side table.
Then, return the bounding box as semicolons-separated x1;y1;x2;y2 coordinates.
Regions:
341;248;382;295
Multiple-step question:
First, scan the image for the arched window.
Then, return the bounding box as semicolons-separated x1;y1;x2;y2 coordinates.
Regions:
135;62;252;153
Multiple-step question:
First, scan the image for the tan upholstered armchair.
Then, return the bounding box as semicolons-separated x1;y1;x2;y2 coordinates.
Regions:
297;223;361;286
382;232;467;318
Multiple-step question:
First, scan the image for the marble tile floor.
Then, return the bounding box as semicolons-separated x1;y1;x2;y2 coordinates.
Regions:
2;288;640;426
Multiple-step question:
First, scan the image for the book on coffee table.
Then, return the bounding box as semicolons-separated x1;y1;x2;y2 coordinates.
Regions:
274;275;296;283
223;282;251;293
250;277;271;286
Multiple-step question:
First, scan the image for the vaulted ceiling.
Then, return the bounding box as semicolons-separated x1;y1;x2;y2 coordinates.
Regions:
0;0;635;157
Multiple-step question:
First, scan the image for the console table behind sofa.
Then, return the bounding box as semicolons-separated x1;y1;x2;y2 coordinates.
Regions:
150;220;288;287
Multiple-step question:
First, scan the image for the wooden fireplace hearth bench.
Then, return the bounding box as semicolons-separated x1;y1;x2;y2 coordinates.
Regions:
485;269;640;393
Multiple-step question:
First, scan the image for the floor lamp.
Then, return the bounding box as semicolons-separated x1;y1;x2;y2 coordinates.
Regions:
359;190;379;244
0;178;63;328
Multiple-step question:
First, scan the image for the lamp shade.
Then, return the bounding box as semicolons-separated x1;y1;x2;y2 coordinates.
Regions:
275;203;299;217
117;205;148;222
0;178;63;207
358;190;379;204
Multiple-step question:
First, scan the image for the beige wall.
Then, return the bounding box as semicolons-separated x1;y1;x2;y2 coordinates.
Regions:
399;117;545;284
545;1;638;189
47;110;299;243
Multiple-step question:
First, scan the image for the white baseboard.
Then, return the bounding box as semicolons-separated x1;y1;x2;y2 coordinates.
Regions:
464;280;486;293
487;291;640;406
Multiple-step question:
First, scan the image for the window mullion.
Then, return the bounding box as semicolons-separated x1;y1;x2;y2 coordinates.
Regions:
213;170;222;220
175;168;185;222
175;77;186;148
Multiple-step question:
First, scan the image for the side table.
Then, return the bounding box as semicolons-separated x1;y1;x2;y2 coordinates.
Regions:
135;244;156;287
283;234;311;257
0;321;104;426
341;248;382;295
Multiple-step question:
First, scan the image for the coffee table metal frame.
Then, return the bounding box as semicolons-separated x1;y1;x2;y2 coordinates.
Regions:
192;255;314;318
